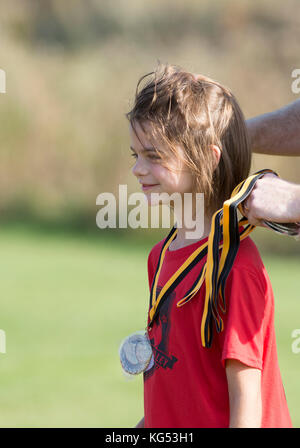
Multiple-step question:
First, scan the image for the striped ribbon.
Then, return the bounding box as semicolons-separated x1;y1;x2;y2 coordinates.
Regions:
147;169;299;348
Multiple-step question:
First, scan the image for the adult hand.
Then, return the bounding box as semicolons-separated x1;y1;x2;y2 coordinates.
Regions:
242;174;300;226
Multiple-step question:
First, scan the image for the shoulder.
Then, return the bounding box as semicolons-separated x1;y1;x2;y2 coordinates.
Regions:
228;236;271;296
233;236;265;273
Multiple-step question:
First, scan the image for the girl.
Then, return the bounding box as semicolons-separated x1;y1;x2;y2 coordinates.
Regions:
126;63;292;428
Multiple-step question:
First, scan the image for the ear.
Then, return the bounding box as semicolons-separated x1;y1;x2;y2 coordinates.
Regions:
210;145;221;166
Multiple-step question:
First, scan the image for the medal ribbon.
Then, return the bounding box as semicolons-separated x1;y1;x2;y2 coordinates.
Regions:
148;168;299;348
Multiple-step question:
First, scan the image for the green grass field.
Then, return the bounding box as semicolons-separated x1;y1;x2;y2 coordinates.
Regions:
0;224;299;427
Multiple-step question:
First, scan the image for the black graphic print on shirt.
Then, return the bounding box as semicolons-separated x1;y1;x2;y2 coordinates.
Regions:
144;286;178;381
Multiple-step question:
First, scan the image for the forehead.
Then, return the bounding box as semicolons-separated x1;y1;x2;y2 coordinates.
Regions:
129;120;186;162
129;120;156;148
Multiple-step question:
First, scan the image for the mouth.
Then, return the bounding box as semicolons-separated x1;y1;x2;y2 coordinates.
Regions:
141;183;159;191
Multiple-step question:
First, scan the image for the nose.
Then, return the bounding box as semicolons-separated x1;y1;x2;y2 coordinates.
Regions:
131;157;149;178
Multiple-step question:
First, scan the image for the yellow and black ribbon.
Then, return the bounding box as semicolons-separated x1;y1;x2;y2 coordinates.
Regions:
147;169;299;348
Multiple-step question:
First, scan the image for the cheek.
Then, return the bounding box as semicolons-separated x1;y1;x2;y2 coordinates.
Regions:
152;164;193;192
179;172;194;192
151;165;169;183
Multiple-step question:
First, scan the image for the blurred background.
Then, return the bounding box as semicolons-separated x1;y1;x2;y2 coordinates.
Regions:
0;0;299;427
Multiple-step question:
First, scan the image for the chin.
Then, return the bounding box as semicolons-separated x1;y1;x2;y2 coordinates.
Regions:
144;192;160;206
147;193;178;209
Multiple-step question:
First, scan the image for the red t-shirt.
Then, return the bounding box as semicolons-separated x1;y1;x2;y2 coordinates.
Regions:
143;234;292;428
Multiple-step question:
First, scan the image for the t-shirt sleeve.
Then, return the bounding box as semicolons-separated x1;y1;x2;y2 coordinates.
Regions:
220;266;269;370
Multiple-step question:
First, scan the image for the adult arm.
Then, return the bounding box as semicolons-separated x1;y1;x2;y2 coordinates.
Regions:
246;99;300;156
135;416;145;428
225;359;262;428
243;173;300;225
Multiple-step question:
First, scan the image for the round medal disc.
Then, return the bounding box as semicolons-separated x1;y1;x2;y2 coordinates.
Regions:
119;331;153;375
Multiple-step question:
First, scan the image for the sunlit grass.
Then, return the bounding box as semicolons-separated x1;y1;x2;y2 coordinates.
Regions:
0;225;299;427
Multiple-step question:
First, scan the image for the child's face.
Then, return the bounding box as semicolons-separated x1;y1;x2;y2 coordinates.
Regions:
129;121;194;206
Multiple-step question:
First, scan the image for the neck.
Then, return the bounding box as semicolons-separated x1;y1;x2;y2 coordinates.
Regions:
169;209;213;251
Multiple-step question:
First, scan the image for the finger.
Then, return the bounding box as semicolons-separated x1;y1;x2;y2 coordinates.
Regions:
241;198;250;217
245;213;261;227
260;220;271;229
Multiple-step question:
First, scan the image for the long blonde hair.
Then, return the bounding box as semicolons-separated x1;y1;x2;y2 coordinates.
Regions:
126;62;251;213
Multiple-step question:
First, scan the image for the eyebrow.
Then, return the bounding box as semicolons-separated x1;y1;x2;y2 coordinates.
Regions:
130;146;157;153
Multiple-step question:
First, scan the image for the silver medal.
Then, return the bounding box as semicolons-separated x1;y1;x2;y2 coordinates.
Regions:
119;331;153;375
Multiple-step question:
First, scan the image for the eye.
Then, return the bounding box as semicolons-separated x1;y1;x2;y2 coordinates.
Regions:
148;154;161;160
129;152;161;162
